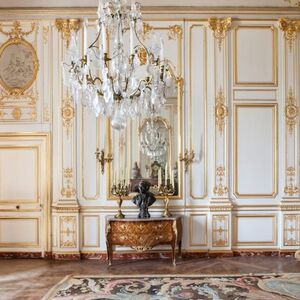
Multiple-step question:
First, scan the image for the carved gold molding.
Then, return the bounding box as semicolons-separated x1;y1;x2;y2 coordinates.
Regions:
215;88;228;133
285;88;298;134
60;216;77;248
61;168;76;198
61;97;75;136
284;214;300;246
0;21;35;39
279;18;300;50
284;167;299;196
212;215;229;247
55;19;81;47
208;17;231;50
214;166;228;196
168;25;183;40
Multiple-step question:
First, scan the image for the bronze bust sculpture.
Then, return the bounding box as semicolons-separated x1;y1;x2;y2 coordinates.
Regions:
132;180;156;218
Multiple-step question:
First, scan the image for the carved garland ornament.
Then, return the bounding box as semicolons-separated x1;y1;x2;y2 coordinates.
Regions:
285;88;299;134
61;168;76;198
215;88;228;133
279;18;300;51
208;17;232;50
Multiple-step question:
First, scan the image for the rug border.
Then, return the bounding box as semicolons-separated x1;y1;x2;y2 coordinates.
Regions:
42;272;300;300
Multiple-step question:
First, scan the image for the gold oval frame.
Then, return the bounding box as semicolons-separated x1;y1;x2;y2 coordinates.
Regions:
0;37;39;95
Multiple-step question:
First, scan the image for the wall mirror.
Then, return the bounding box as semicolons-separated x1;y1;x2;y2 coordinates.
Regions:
107;80;182;199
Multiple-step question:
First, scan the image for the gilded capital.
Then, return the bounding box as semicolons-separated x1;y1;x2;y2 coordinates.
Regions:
55;19;81;47
208;17;232;50
279;18;300;50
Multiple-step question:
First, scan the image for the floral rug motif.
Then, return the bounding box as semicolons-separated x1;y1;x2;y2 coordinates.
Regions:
43;273;300;300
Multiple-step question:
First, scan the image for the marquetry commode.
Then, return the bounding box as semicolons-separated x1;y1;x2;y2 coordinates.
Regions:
105;216;182;266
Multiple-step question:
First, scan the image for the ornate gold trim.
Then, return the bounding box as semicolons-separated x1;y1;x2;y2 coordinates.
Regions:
208;17;231;50
55;19;81;47
61;97;75;136
285;88;298;134
215;88;228;133
283;214;300;246
212;215;229;247
213;166;228;196
61;168;76;199
284;167;299;196
279;18;300;50
0;21;35;39
59;216;77;248
168;25;183;40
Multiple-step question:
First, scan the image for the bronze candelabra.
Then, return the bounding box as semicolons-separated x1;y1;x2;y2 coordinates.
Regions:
159;183;174;217
111;180;129;219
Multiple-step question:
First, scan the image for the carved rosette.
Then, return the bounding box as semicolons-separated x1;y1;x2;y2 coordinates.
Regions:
215;88;228;133
208;17;232;50
279;18;300;51
61;97;75;136
214;166;228;196
284;167;299;196
285;89;298;134
168;25;183;40
55;19;81;47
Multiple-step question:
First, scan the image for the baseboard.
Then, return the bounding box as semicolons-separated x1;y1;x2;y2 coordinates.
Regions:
0;250;296;260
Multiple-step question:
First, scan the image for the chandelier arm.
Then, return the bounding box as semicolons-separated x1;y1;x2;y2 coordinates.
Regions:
133;22;150;57
89;26;102;49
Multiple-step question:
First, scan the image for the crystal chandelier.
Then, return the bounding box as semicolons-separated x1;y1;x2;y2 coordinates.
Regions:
140;117;168;159
62;0;176;130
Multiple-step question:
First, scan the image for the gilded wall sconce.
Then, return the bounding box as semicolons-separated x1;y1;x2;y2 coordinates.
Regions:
95;148;113;174
179;149;195;172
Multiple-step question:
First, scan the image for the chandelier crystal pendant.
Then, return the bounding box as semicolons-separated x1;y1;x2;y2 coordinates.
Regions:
62;0;177;130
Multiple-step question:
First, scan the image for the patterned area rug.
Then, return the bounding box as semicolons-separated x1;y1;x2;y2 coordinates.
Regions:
43;273;300;300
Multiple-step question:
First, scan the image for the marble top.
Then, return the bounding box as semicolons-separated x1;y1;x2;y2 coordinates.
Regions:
107;216;182;221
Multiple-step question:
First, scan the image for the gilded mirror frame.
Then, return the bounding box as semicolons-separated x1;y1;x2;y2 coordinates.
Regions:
106;78;183;200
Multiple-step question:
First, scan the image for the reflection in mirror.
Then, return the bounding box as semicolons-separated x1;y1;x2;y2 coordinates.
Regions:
109;89;181;198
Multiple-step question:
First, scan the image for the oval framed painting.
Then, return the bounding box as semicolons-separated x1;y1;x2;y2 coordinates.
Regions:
0;37;39;95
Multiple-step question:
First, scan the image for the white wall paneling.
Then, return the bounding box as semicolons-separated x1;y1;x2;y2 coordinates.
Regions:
0;11;299;256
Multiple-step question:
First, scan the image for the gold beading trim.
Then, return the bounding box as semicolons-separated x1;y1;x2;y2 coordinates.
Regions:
279;18;300;50
208;17;231;50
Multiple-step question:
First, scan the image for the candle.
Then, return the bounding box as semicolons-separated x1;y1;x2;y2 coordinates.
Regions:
130;22;134;55
165;163;168;185
102;23;107;53
83;19;88;56
171;169;175;187
97;0;103;18
160;38;164;61
158;167;162;186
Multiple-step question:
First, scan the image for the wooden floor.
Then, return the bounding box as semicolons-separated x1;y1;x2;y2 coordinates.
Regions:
0;256;300;299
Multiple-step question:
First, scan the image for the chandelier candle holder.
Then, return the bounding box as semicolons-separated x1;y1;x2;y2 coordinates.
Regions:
159;183;174;218
62;0;177;130
111;180;129;218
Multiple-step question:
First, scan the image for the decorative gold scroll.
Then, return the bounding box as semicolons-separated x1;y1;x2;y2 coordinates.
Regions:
55;19;81;47
208;17;232;50
168;25;183;40
61;97;75;136
279;18;300;51
214;166;228;196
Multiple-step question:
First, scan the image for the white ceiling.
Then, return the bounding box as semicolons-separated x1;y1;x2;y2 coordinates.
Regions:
0;0;299;7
